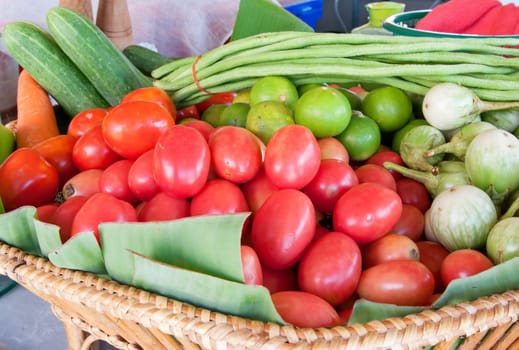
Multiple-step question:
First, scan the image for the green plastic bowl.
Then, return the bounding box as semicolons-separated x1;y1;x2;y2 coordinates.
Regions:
383;10;519;38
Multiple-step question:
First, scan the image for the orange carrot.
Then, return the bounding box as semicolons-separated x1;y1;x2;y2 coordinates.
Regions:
15;69;60;148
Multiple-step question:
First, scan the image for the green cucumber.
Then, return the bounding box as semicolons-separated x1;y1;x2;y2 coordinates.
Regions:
2;21;110;117
123;45;175;76
46;7;151;106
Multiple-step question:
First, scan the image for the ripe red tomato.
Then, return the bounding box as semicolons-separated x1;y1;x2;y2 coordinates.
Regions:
416;240;450;293
261;266;299;294
195;91;237;113
127;150;160;202
67;107;108;139
440;249;494;288
153;125;211;199
391;204;425;241
396;178;431;214
72;124;122;171
36;203;59;223
365;150;404;181
33;134;79;187
102;100;175;160
363;233;420;269
180;119;215;141
251;189;316;270
355;163;397;191
120;86;176;119
298;232;362;306
317;137;349;163
51;196;89;242
190;179;249;216
264;125;321;190
241;245;263;286
70;192;138;244
62;169;103;200
357;260;435;306
208;126;262;184
176;105;200;122
137;192;190;222
333;182;403;244
99;159;138;205
0;148;60;211
271;290;340;328
241;167;280;213
303;159;358;214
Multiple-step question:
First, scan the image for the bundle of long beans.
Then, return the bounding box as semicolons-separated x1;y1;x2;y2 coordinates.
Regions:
151;31;519;108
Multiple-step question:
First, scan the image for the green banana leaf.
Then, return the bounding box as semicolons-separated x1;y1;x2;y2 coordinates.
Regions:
34;219;62;257
0;206;42;256
349;256;519;325
231;0;313;41
100;213;249;286
48;231;106;275
130;251;285;324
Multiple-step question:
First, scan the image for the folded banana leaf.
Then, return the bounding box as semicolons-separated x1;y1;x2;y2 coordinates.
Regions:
131;251;285;324
34;219;62;257
0;206;42;256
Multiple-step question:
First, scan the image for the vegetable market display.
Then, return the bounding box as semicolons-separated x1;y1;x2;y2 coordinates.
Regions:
3;5;519;349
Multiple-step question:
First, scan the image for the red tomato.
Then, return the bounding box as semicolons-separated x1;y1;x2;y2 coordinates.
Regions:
396;178;431;214
357;260;435;306
317;137;349;163
241;245;263;286
67;107;108;139
33;134;79;187
298;232;362;306
303;159;358;214
363;233;420;269
195;92;237;113
190;179;249;216
72;125;123;171
391;204;425;241
180;119;215;141
208;126;262;184
36;203;59;223
51;196;89;242
271;290;340;328
99;159;138;205
333;182;402;244
153;125;211;199
251;189;316;270
120;86;176;119
416;240;450;293
440;249;494;288
176;105;200;122
127;150;160;202
0;148;60;211
261;266;299;294
264;125;321;190
102;100;175;160
241;167;280;213
365;150;404;181
62;169;103;200
137;192;190;222
355;164;397;191
70;192;138;244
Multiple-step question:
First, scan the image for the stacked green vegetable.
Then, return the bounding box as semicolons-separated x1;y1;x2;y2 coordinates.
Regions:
151;31;519;108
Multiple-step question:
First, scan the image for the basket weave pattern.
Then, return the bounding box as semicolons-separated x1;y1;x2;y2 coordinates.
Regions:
2;241;519;350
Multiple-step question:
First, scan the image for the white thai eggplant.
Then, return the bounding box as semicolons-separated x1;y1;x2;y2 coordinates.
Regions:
486;217;519;264
399;125;445;172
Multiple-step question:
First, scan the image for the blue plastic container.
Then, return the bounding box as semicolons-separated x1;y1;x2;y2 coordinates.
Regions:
284;0;323;30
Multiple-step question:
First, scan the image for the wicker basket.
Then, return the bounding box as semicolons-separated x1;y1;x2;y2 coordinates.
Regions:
2;241;519;350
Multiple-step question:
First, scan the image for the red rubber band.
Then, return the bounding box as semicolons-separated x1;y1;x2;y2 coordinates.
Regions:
191;55;212;95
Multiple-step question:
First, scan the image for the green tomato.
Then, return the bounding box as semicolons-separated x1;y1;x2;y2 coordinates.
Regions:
362;86;413;133
0;123;15;164
335;113;381;162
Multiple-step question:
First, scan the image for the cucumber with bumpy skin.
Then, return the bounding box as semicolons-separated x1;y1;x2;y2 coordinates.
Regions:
46;7;151;106
123;45;175;76
2;21;110;117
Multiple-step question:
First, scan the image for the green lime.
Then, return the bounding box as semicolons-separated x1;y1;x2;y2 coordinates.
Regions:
219;103;250;127
0;123;15;164
233;89;251;104
294;86;352;138
361;86;413;133
246;100;295;144
335;113;381;162
249;76;299;110
201;104;227;127
391;118;430;154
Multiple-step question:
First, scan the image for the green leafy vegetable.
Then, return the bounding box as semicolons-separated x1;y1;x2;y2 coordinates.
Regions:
0;206;42;256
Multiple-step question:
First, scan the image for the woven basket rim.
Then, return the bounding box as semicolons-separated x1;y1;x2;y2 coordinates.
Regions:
1;241;519;349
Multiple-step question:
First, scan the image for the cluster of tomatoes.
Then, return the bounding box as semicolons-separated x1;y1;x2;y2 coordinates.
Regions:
0;84;495;328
